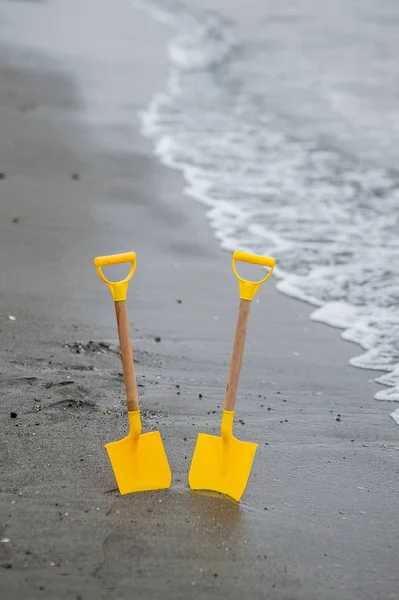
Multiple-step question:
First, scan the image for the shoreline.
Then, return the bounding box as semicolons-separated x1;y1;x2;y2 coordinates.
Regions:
135;0;399;409
0;1;398;599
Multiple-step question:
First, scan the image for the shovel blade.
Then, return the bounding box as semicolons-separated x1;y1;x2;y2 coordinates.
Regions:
188;433;257;502
105;431;171;495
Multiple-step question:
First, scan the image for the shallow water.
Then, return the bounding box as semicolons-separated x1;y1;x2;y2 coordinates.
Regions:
135;0;399;408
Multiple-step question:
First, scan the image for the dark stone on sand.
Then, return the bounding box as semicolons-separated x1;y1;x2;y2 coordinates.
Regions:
0;173;5;180
176;299;182;304
10;412;17;418
199;393;202;399
12;217;20;223
71;173;80;181
336;416;341;422
64;340;116;355
155;336;161;342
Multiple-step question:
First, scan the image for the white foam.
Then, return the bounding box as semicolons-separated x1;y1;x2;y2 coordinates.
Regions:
311;302;362;329
390;408;399;425
135;0;399;412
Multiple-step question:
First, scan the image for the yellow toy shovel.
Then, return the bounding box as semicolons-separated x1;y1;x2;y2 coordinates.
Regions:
189;250;276;502
94;251;172;495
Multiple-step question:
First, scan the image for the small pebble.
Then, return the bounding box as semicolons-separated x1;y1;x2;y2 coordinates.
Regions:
199;394;202;399
12;217;20;223
0;173;5;180
71;173;80;181
176;299;182;304
8;315;16;321
10;412;17;419
336;417;341;422
155;336;161;342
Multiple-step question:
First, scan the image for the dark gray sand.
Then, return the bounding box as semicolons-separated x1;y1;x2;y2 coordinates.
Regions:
0;2;398;599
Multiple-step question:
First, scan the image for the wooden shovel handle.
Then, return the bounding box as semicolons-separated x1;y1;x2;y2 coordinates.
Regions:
224;299;251;411
114;300;139;412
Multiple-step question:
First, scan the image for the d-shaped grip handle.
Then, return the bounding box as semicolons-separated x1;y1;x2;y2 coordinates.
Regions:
94;251;136;301
232;250;276;301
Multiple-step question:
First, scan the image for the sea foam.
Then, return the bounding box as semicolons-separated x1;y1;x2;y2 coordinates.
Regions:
134;0;399;414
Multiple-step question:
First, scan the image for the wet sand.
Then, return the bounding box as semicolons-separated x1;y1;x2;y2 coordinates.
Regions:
0;1;398;599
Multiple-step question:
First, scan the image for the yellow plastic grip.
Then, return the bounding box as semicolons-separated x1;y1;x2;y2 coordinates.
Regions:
232;250;276;301
94;251;136;302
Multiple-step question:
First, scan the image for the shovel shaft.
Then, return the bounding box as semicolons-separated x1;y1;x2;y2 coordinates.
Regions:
114;300;139;412
224;299;251;411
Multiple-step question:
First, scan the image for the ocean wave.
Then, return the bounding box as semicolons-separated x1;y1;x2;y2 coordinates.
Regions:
134;0;399;408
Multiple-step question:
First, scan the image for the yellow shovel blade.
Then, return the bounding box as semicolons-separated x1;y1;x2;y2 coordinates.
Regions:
105;411;172;495
188;411;257;502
